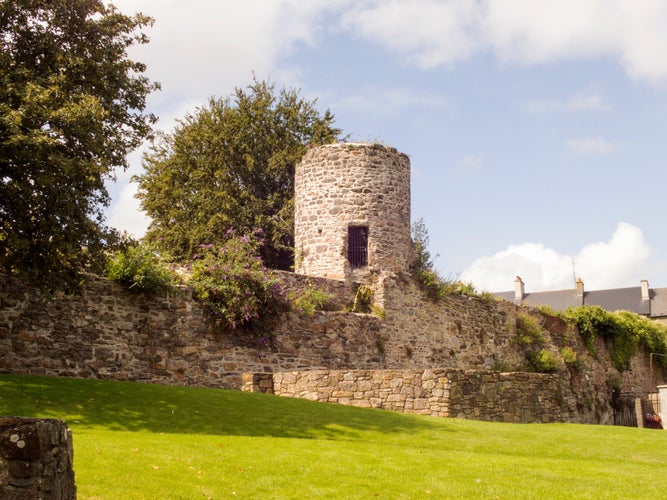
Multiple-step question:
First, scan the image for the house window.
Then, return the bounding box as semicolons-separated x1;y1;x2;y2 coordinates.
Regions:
348;226;368;268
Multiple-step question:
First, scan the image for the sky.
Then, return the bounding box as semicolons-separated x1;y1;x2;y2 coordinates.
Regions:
106;0;667;293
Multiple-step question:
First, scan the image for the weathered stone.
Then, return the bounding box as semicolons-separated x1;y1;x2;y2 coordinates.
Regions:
0;417;75;499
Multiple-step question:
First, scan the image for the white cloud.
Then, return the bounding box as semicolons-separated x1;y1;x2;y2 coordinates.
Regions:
341;0;483;68
460;222;654;292
566;135;616;154
340;0;667;83
107;182;151;239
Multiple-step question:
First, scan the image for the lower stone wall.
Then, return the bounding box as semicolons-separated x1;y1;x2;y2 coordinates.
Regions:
243;369;578;423
0;417;75;499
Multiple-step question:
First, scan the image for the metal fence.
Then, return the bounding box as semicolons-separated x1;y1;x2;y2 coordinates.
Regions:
611;392;663;429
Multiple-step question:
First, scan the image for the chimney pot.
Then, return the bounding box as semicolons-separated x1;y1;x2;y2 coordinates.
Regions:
575;278;584;305
514;276;525;302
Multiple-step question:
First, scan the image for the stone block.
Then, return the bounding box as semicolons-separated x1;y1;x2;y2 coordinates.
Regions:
0;417;76;500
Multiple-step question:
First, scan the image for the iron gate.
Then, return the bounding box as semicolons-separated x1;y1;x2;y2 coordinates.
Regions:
611;392;637;427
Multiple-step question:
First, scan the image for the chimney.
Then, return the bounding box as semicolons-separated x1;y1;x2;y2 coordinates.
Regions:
514;276;525;302
641;280;650;301
575;278;584;306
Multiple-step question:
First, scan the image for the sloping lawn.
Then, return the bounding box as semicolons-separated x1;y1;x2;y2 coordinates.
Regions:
1;374;666;499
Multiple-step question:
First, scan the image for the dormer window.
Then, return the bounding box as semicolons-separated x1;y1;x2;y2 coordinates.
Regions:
348;226;368;267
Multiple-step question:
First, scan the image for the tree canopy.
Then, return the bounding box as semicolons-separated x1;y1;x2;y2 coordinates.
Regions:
0;0;159;290
135;79;341;270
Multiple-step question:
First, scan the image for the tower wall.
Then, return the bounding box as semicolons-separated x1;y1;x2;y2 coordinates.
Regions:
294;143;412;281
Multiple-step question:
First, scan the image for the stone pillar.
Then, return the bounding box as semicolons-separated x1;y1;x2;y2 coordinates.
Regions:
241;373;274;393
658;385;667;428
635;398;644;428
0;417;76;499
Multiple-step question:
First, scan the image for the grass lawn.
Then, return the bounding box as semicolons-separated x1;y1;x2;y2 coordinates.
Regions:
1;374;666;499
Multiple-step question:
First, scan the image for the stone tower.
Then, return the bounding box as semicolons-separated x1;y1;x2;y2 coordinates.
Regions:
294;142;412;281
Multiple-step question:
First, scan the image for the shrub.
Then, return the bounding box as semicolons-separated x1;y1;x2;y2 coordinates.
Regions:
516;312;546;346
352;285;374;313
560;346;578;364
538;305;564;319
290;287;335;316
189;229;288;344
529;349;560;373
105;242;176;294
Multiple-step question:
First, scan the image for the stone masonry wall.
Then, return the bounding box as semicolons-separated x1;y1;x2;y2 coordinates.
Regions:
0;417;76;499
246;369;577;423
1;270;663;424
0;271;385;389
294;143;412;281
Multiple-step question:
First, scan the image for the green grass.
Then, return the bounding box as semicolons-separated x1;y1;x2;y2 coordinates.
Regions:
1;375;666;499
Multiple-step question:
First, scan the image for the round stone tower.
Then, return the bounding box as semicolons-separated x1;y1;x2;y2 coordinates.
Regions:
294;142;412;281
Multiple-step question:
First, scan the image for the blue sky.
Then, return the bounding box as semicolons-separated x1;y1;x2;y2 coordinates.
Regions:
107;0;667;293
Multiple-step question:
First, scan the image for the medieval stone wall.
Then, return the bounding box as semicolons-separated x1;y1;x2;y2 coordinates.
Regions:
294;143;412;281
0;272;384;389
244;369;578;423
0;270;663;424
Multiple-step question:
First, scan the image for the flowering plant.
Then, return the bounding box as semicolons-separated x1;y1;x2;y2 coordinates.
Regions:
189;228;288;344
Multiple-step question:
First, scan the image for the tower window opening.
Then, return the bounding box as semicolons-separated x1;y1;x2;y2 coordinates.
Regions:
348;226;368;268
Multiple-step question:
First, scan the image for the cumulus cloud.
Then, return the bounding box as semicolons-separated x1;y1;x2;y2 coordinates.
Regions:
566;135;617;154
460;222;653;292
107;182;151;239
341;0;667;83
341;0;483;68
111;0;344;111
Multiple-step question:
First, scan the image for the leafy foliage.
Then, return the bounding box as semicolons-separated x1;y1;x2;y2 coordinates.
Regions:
290;287;336;316
560;346;579;365
189;228;289;344
352;285;374;313
528;349;561;373
411;218;448;299
105;242;176;294
135;78;341;270
0;0;159;291
566;306;667;371
516;312;546;346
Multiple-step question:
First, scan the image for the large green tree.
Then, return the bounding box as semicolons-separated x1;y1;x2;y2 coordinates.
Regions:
0;0;159;290
136;79;341;270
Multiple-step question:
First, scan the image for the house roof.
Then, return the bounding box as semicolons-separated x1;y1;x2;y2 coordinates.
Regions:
585;286;650;315
493;279;661;317
495;289;582;310
651;288;667;317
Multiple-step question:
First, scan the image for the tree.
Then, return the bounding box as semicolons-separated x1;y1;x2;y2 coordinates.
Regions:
0;0;159;290
135;79;341;270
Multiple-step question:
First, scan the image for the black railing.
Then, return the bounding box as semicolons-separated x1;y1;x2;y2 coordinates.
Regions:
348;226;368;268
